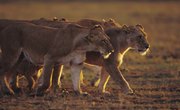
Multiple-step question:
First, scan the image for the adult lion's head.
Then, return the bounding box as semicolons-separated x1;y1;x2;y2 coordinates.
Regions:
85;25;114;59
122;24;150;55
103;18;121;28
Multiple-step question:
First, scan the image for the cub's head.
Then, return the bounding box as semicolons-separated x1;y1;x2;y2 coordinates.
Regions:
122;24;150;55
86;25;114;59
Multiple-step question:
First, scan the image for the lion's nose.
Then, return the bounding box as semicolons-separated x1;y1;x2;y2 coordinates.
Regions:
109;45;114;53
145;44;150;49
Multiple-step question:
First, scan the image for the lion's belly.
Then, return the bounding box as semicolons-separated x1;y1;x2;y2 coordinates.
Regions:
23;49;86;66
57;51;86;66
23;50;44;66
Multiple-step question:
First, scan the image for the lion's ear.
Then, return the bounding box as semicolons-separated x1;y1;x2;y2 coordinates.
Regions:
39;17;46;21
60;18;67;21
53;17;58;21
122;25;130;33
122;24;128;30
102;19;106;22
109;18;115;23
136;24;144;30
92;25;104;31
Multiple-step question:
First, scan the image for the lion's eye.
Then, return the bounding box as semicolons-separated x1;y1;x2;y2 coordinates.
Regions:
87;35;94;40
90;35;94;38
138;35;143;39
101;39;105;42
101;39;107;44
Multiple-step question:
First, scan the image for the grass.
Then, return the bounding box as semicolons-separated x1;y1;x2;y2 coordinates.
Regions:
0;1;180;110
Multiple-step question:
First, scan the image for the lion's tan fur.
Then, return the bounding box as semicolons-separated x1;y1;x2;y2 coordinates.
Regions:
0;20;113;95
31;18;149;94
85;24;149;93
0;18;149;95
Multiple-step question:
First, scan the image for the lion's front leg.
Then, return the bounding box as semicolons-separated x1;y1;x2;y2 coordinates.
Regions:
102;52;134;94
70;63;88;95
97;68;110;94
36;60;53;96
104;60;133;94
52;65;63;93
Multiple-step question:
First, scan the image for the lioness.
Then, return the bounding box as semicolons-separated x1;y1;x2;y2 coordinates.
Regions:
0;18;72;94
0;22;114;95
84;24;150;94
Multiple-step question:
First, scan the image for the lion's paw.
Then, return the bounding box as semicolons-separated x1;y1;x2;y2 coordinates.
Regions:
13;87;23;95
121;86;134;95
73;91;89;97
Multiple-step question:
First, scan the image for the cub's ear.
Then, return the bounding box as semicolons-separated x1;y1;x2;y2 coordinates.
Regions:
136;24;144;30
53;17;58;21
92;25;104;31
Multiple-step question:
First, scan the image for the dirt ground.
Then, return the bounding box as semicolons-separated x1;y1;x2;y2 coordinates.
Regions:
0;1;180;110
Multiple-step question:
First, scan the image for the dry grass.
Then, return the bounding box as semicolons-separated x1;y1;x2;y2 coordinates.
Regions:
0;1;180;110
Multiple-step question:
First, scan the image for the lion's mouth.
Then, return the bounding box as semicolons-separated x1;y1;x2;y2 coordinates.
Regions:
138;48;149;56
103;52;112;59
99;50;112;59
138;49;147;52
100;49;114;59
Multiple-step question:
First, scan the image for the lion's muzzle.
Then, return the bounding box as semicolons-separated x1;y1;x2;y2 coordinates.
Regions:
102;45;114;59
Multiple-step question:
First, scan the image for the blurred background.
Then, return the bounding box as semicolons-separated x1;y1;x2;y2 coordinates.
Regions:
0;0;180;110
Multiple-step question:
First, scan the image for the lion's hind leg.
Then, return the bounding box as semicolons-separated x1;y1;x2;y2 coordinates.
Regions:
35;59;54;96
10;74;23;94
0;38;22;76
0;45;22;96
0;75;15;95
83;63;102;87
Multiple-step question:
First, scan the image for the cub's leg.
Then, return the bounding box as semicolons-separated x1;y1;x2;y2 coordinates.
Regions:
36;60;54;96
52;65;63;93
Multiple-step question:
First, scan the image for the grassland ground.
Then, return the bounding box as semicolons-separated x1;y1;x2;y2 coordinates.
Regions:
0;1;180;110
